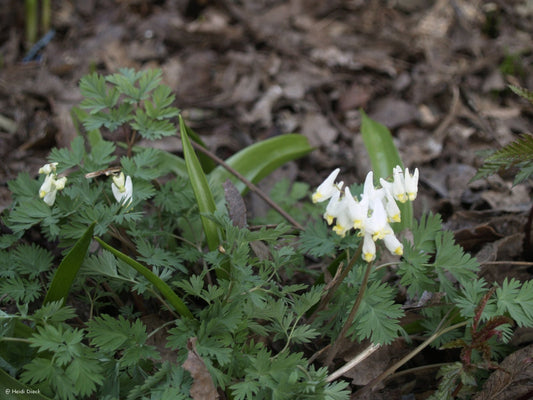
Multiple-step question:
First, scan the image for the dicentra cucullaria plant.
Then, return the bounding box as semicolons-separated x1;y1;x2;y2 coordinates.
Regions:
1;69;533;400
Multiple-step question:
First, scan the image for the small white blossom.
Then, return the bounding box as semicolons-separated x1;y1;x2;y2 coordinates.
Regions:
112;172;133;205
364;200;391;241
392;166;407;203
345;187;368;230
362;233;376;262
404;167;419;201
38;164;67;206
38;162;58;175
383;232;403;256
312;168;341;203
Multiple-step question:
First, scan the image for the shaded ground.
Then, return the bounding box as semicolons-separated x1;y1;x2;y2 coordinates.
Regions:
1;0;533;397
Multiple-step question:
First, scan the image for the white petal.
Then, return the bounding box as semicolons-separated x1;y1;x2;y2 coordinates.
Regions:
312;168;340;203
383;233;403;256
43;189;57;206
362;234;376;262
404;167;419;201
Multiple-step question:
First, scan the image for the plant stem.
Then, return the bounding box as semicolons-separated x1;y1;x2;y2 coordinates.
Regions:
25;0;38;45
352;321;468;397
189;140;304;231
310;241;363;322
325;260;374;365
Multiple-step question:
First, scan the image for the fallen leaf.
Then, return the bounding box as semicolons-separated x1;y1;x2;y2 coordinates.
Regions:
473;343;533;400
182;337;219;400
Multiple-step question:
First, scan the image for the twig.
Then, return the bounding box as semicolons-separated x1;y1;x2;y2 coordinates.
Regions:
327;343;381;382
189;140;304;231
353;321;468;397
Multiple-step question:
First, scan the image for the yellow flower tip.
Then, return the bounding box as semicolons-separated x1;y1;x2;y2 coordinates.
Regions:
353;219;364;230
363;252;375;262
394;246;403;256
389;214;401;223
39;190;46;198
408;193;417;201
325;214;334;225
311;192;322;203
333;224;347;237
396;194;407;203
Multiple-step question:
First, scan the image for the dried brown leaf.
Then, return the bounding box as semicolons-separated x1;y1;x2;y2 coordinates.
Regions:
182;338;219;400
473;343;533;400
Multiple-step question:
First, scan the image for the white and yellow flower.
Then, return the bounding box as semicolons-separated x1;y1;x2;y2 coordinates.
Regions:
111;172;133;205
38;163;67;206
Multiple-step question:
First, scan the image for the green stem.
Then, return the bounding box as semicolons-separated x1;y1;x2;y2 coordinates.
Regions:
310;240;364;321
25;0;38;44
325;260;374;365
41;0;51;32
0;337;31;344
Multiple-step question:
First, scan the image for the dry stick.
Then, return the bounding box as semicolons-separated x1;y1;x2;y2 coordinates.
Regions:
189;140;304;231
327;343;381;382
325;260;374;366
353;321;468;398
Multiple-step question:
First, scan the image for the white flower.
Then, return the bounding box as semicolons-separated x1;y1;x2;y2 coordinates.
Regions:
404;167;419;201
345;187;368;230
382;190;401;223
112;172;133;205
362;233;376;262
332;196;353;237
39;173;67;206
312;168;341;203
391;166;407;203
323;188;342;225
38;162;58;175
383;232;403;256
364;200;391;241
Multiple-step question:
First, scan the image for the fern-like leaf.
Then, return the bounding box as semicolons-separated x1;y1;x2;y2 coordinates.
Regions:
473;133;533;185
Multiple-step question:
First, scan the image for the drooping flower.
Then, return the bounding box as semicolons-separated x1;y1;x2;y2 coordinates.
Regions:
312;168;341;203
111;172;133;205
362;233;376;262
383;232;403;256
404;167;419;201
38;163;67;206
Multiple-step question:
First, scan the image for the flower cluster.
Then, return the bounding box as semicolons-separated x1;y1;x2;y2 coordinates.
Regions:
312;166;419;262
38;163;67;206
38;163;133;207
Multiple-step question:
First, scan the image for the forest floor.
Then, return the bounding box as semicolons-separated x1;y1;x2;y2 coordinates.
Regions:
1;0;533;398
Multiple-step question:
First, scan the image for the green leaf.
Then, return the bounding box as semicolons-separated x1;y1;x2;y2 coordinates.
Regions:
94;237;194;319
179;115;220;252
0;368;52;400
472;133;533;185
208;134;313;195
42;222;95;305
360;110;412;229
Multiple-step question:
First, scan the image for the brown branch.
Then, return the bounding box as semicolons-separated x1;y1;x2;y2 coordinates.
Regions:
189;140;304;231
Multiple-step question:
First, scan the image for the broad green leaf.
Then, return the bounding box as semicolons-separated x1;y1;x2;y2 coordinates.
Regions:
42;222;95;305
208;134;313;195
0;368;52;400
360;110;412;229
95;237;194;319
179;115;220;252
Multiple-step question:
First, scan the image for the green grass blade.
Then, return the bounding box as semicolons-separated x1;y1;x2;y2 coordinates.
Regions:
95;237;194;319
179;115;220;252
360;110;413;229
42;222;96;305
208;134;313;194
182;122;216;173
0;368;52;400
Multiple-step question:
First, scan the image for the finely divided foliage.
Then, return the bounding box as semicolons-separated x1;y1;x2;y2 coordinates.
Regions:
1;68;533;399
